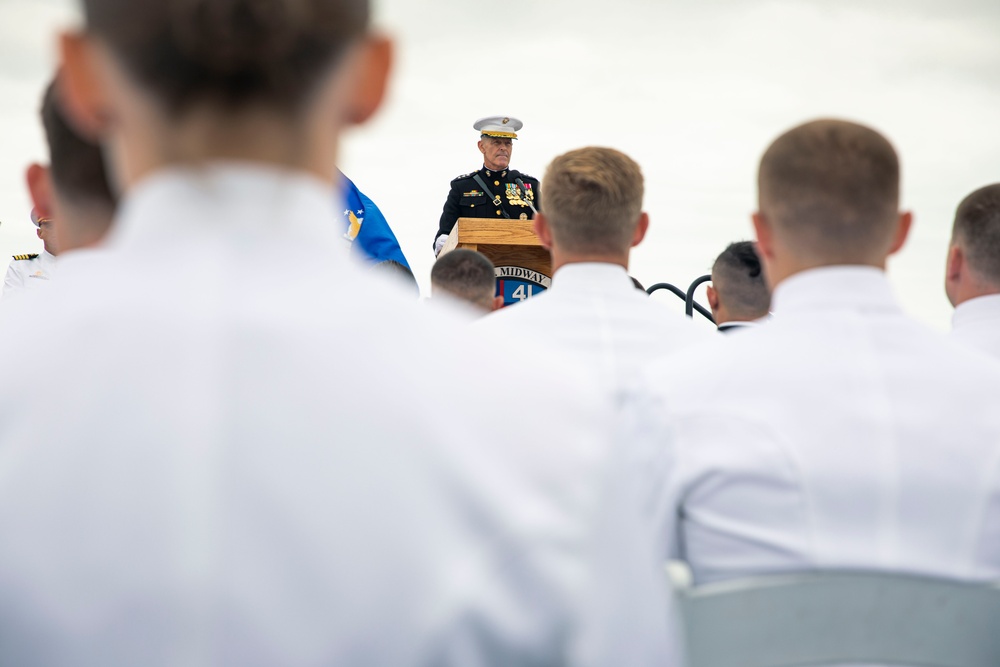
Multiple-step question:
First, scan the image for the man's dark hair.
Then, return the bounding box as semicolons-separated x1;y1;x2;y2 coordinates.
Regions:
82;0;370;115
758;119;900;263
41;79;115;208
712;241;771;320
431;249;496;310
953;183;1000;286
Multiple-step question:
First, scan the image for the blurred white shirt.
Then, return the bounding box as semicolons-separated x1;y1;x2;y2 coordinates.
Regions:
478;263;711;396
0;165;672;667
951;293;1000;360
638;266;1000;585
2;249;56;299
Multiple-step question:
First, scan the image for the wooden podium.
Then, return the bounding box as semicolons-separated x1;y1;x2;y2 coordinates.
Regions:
439;218;552;305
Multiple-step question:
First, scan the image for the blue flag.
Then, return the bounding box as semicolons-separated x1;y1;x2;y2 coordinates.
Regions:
339;172;410;270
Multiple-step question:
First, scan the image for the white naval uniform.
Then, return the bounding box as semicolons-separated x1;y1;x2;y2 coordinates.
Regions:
0;166;672;667
637;266;1000;585
951;293;1000;360
2;250;56;299
478;263;712;394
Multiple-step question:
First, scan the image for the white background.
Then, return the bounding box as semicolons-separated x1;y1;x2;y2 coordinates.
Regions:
2;0;999;329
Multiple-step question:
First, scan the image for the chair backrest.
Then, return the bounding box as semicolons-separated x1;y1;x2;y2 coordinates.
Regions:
667;562;1000;667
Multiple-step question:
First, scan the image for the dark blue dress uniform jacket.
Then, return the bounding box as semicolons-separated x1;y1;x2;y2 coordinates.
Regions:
434;167;541;247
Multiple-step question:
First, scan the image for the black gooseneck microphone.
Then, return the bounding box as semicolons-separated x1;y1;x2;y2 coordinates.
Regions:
514;178;538;215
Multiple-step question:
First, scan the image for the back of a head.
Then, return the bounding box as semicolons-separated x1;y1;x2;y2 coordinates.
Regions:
40;80;116;234
431;249;496;311
952;183;1000;289
542;147;643;255
712;241;771;320
758;119;900;265
82;0;370;115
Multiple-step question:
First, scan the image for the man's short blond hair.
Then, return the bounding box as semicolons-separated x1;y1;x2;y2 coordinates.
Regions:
542;147;644;254
758;119;900;264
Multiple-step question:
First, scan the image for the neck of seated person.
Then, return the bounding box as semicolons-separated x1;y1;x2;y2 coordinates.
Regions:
945;242;1000;308
950;282;1000;309
52;196;116;252
946;265;1000;308
755;228;899;292
752;211;910;291
121;103;343;188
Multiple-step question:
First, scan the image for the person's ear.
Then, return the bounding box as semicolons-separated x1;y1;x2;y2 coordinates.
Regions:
752;211;782;291
25;163;54;219
533;213;553;250
477;140;485;156
944;242;963;307
345;34;393;126
752;211;774;261
630;211;649;248
946;243;962;279
706;284;719;312
888;210;913;256
58;31;112;141
492;295;504;311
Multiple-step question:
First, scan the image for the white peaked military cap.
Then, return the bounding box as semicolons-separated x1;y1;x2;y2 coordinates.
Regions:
29;208;48;228
474;115;523;139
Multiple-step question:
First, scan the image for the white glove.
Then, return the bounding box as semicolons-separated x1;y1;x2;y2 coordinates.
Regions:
433;234;449;257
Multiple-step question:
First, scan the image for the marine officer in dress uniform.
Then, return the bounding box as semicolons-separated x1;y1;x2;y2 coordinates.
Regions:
2;209;58;300
433;116;540;255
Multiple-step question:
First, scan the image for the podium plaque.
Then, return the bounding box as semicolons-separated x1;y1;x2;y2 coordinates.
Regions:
440;218;552;306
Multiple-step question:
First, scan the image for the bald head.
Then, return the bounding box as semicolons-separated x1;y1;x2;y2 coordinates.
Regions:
758;120;902;266
952;184;1000;288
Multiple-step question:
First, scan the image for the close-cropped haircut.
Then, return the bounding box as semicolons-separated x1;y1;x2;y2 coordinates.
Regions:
712;241;771;319
952;183;1000;285
82;0;370;115
542;147;643;255
41;79;115;208
758;120;900;262
431;249;496;309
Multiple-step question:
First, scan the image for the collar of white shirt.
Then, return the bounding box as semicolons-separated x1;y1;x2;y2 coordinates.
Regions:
717;320;756;331
770;265;901;316
104;162;343;255
550;262;635;295
952;293;1000;329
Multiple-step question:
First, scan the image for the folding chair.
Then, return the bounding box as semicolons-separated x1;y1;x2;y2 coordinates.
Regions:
667;562;1000;667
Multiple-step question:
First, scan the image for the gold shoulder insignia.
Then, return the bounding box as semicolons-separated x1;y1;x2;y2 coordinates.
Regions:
12;254;39;261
